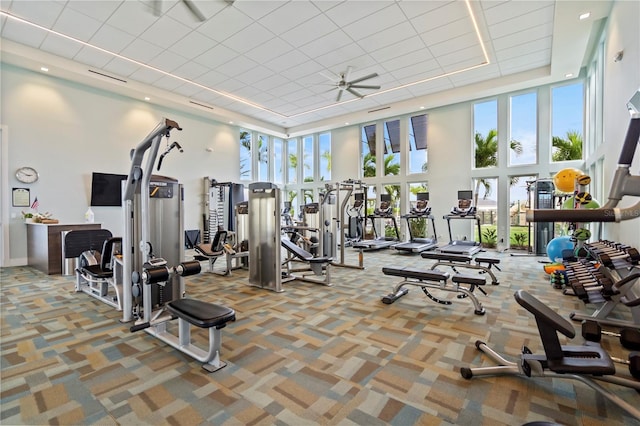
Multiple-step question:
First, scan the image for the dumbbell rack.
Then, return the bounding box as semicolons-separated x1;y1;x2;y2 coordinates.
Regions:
567;240;640;329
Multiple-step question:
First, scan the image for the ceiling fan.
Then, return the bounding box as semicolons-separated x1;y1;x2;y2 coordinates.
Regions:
323;67;381;102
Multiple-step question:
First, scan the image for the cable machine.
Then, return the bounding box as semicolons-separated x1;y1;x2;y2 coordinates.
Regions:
202;179;244;243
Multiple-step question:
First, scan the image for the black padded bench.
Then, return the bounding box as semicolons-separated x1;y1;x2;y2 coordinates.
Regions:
281;238;332;285
381;267;486;315
421;251;500;285
167;298;235;329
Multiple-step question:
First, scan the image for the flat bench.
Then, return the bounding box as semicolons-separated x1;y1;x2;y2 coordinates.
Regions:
421;252;500;285
381;267;486;315
281;238;332;285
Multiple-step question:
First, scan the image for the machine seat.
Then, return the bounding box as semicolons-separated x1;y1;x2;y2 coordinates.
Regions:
81;264;113;279
167;299;236;329
79;237;122;278
451;275;486;286
421;252;472;262
281;238;332;263
382;267;449;282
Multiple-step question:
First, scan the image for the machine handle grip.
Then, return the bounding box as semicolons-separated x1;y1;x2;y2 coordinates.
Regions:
130;322;150;332
618;117;640;165
526;209;617;222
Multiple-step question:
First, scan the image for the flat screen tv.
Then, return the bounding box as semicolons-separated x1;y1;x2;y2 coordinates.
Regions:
90;172;127;206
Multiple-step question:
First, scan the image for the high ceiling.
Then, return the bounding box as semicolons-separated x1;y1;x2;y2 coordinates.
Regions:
0;0;612;136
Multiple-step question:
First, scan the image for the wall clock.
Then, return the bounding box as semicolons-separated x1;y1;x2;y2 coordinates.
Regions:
16;166;39;183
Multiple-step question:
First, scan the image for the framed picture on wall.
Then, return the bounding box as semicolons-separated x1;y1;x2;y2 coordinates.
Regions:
12;188;30;207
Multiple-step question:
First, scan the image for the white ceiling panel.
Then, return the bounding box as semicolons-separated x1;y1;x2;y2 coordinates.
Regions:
0;0;611;132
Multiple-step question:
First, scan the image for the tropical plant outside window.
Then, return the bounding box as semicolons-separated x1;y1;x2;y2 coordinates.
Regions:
474;100;498;169
239;130;251;180
510;92;537;166
408;182;429;238
303;135;314;183
384;119;400;176
361;124;376;178
319;132;331;181
273;137;283;185
257;134;269;181
552;83;584;162
287;139;298;184
509;175;537;251
408;114;428;174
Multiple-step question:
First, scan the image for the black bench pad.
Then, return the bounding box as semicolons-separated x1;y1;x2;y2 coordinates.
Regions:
382;267;450;281
475;257;500;264
281;238;332;263
167;299;236;329
452;275;486;286
81;265;113;279
421;252;472;262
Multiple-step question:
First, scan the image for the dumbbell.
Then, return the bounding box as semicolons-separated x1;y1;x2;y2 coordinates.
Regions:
582;320;640;350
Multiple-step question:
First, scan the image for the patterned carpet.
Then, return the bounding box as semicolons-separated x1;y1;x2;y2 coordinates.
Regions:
1;247;638;425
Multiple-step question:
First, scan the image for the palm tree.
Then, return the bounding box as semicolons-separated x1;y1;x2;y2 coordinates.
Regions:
552;130;583;161
362;152;376;177
240;131;251;178
473;129;523;205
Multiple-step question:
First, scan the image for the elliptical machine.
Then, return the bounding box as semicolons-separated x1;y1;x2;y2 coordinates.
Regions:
122;118;236;372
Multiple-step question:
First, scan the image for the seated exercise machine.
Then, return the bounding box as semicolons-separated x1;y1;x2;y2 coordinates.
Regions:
381;267;487;315
440;190;482;255
68;229;124;310
461;290;640;419
344;192;365;247
394;192;438;253
123;118;236;372
281;237;333;286
353;193;400;251
194;228;238;275
420;252;500;285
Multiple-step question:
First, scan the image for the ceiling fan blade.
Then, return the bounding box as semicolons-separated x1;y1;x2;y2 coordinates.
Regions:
348;73;379;85
182;0;206;21
336;89;343;102
153;0;162;16
349;84;381;90
347;88;364;98
344;66;353;82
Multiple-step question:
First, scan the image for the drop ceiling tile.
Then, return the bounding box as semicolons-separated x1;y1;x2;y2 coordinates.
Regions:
233;0;286;20
5;0;63;27
314;42;366;69
447;62;500;85
216;77;248;93
278;59;325;82
280;13;337;48
223;22;275;54
233;85;262;99
356;21;417;52
368;35;426;64
215;55;258;78
65;0;121;22
172;61;208;81
322;1;391;27
267;80;304;97
342;3;406;41
121;38;164;63
148;49;189;73
89;24;135;53
235;65;275;85
102;56;140;78
264;49;311;73
380;49;435;73
441;55;487;73
429;32;481;58
106;1;158;37
488;5;554;39
139;15;191;49
297;29;352;58
407;78;454;97
397;1;453;18
483;0;554;26
196;6;253;42
129;66;163;84
251;73;288;92
1;18;48;48
411;1;468;32
165;0;227;28
496;37;552;62
259;1;321;35
172;82;203;98
196;69;227;87
53;8;101;41
194;43;238;69
153;74;183;91
40;33;82;59
419;18;472;47
74;46;113;69
168;30;216;60
499;49;550;74
437;45;484;67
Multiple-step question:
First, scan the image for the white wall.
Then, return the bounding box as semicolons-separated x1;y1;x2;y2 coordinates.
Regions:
600;0;640;245
2;63;240;265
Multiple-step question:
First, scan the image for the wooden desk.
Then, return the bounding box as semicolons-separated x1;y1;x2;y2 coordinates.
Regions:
27;223;102;274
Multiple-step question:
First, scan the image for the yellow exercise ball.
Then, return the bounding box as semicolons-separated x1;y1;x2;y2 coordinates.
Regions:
553;168;583;193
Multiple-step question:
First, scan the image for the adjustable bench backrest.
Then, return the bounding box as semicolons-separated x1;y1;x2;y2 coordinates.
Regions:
100;237;122;271
281;237;313;261
64;229;113;259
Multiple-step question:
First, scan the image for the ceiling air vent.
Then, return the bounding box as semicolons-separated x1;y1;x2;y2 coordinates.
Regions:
368;106;390;113
189;100;214;110
87;69;127;83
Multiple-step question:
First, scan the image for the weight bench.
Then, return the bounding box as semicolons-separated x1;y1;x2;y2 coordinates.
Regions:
461;290;640;419
381;267;486;315
281;237;332;286
421;252;500;285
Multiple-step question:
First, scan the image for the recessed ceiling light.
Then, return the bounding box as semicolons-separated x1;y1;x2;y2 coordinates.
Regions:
144;96;150;101
579;12;591;20
565;73;574;78
40;66;49;72
420;106;425;109
345;122;349;125
229;121;233;124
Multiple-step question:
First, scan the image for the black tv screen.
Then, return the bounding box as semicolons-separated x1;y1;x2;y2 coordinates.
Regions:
90;172;127;206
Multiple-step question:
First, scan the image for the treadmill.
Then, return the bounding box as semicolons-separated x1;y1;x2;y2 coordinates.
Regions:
353;193;400;250
439;190;482;255
394;192;438;253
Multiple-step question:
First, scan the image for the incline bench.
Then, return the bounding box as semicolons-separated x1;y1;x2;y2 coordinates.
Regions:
281;237;333;286
421;252;500;285
381;267;487;315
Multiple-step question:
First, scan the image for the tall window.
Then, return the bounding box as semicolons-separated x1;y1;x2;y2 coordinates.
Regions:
319;132;331;181
239;129;252;180
361;124;376;178
383;119;400;176
509;92;536;165
408;182;430;238
257;134;269;181
273;137;283;185
408;114;428;174
474;100;498;169
473;177;498;248
302;135;314;182
509;175;536;251
287;139;297;184
552;83;584;162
